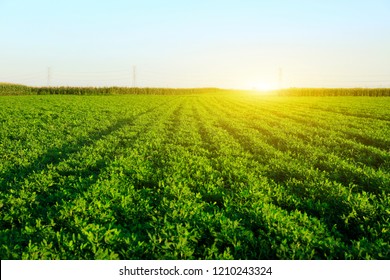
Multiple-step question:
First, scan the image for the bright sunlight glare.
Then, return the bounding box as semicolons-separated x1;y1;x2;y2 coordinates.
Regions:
248;82;280;92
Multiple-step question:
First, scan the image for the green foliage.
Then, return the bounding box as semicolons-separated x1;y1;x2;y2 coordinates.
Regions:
0;83;33;95
1;83;389;96
0;93;389;260
0;84;224;96
277;88;390;96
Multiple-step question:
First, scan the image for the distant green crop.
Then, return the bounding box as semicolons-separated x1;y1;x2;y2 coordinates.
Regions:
0;92;389;260
1;83;389;96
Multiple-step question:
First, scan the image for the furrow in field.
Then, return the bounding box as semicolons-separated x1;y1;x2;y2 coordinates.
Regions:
205;96;389;194
191;97;351;259
0;96;173;185
0;96;184;259
196;96;388;248
47;97;187;259
220;95;390;152
288;97;390;122
1;94;389;260
219;95;390;152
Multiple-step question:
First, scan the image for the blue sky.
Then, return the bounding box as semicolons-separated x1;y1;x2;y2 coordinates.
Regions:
1;0;389;88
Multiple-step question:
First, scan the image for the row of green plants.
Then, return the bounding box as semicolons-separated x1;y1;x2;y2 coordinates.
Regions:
1;82;390;96
0;83;224;95
0;83;32;95
0;93;389;259
277;88;390;96
196;96;389;256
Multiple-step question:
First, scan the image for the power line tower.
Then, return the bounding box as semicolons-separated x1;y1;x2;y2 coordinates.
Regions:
278;67;283;89
47;67;52;87
132;65;137;87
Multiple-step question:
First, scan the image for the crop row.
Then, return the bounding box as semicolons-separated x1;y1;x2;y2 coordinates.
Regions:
1;83;390;96
0;94;389;259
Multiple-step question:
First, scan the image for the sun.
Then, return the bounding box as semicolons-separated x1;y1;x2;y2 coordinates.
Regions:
252;82;278;91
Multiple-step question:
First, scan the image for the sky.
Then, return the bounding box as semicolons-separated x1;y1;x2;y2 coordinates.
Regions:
1;0;389;89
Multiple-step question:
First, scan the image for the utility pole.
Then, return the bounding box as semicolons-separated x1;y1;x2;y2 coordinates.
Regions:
278;67;283;89
132;65;136;87
47;67;52;87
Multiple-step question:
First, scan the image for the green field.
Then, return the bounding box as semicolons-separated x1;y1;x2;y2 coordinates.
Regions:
0;91;389;259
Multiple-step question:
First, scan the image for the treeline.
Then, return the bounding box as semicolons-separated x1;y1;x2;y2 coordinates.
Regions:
277;88;390;96
1;83;390;96
0;83;32;95
31;87;224;95
0;84;223;95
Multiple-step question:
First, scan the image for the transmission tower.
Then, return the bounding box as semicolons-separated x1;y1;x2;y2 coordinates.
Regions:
132;66;137;87
278;67;283;89
47;67;52;87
